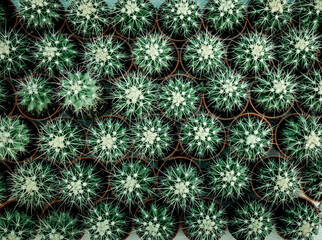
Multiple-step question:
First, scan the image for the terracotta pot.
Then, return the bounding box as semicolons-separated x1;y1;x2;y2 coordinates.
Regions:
299;165;322;203
1;79;16;116
180;114;226;161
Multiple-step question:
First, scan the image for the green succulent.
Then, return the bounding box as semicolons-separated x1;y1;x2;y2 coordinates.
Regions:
67;0;110;38
301;160;322;201
294;0;322;30
112;0;156;39
182;33;226;78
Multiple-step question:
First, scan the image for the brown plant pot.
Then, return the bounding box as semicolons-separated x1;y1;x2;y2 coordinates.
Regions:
300;165;322;203
180;114;226;161
1;79;16;116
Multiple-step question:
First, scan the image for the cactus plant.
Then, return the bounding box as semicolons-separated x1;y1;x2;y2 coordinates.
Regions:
251;68;297;117
109;157;155;205
87;116;132;162
158;75;200;120
0;117;31;161
67;0;110;38
111;73;157;119
132;115;176;160
181;33;226;78
279;115;322;161
83;36;131;80
132;34;176;78
38;117;84;164
294;0;322;30
247;0;294;35
84;199;132;240
229;33;275;76
182;198;227;240
301;160;322;202
134;200;179;240
9;160;60;210
181;113;225;159
252;157;300;203
206;154;249;199
229;114;273;160
157;0;202;40
112;0;156;39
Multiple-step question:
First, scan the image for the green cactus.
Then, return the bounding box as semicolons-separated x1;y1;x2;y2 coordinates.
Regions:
182;198;227;240
301;160;322;202
109;157;155;205
112;0;156;39
294;0;322;30
182;33;226;77
181;113;225;159
67;0;110;38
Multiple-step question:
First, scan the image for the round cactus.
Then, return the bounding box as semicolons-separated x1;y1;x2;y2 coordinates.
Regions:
294;0;322;30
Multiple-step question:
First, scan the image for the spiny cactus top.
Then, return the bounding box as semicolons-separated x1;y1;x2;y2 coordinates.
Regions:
112;0;156;39
0;117;31;161
134;200;179;240
301;160;322;202
294;0;322;30
181;113;225;159
247;0;294;35
158;0;202;40
182;33;226;78
158;75;200;120
182;198;227;240
229;114;273;160
67;0;111;38
87;116;132;162
110;157;155;205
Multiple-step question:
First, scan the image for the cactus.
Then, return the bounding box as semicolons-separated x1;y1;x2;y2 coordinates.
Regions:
16;75;55;116
84;199;132;240
280;115;322;161
67;0;110;38
111;73;157;119
112;0;156;39
109;158;155;205
207;154;249;199
229;33;275;76
157;0;202;39
134;200;178;240
297;69;322;117
158;75;200;120
294;0;322;30
33;33;78;74
182;199;227;240
247;0;294;35
205;66;248;118
230;201;274;240
132;115;176;159
87;116;132;162
277;27;320;72
83;36;130;79
38;117;84;164
181;113;225;158
182;33;226;77
252;157;300;203
301;160;322;201
132;34;176;78
0;117;31;161
9;160;60;210
251;68;297;116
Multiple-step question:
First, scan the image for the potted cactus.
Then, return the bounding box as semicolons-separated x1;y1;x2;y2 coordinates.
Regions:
83;36;132;80
182;198;227;240
301;160;322;202
250;68;297;118
294;0;322;31
87;115;132;163
132;34;178;79
132;115;178;161
157;0;202;41
0;80;16;116
112;0;156;39
202;0;247;40
251;156;300;203
158;74;201;120
157;157;204;209
229;113;273;161
180;113;225;160
134;198;180;240
66;0;110;39
38;117;85;164
181;33;226;79
204;66;249;119
84;198;133;240
109;157;156;205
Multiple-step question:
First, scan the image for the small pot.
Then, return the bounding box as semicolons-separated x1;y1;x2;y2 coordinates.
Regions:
1;79;16;116
300;164;322;203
